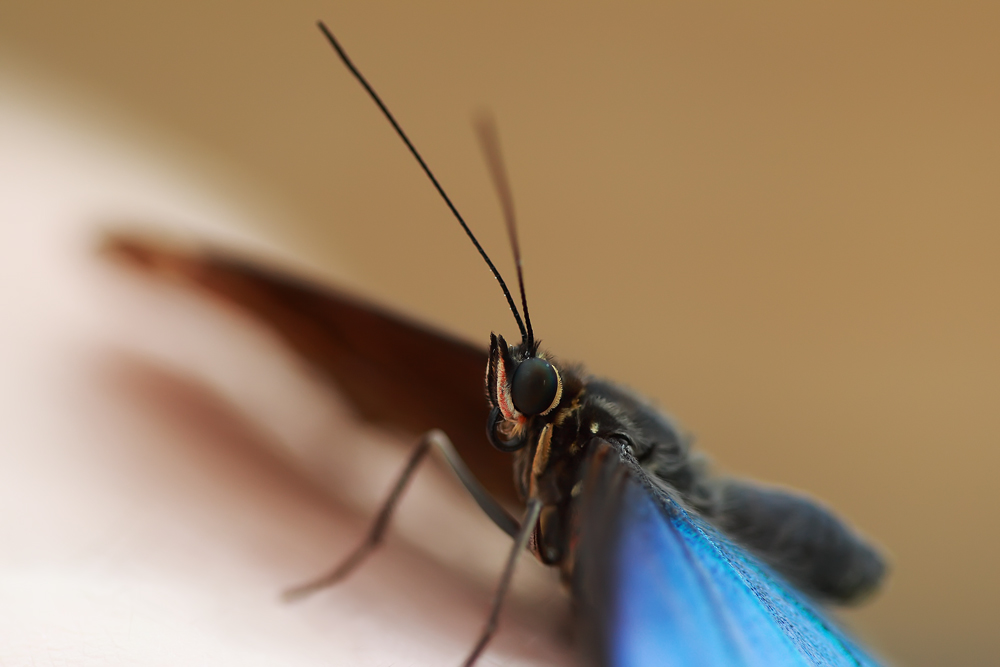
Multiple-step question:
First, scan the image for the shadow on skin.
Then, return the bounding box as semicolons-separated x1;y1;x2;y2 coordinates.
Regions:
89;349;575;665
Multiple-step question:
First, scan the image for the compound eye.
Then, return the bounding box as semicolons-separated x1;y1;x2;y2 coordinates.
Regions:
511;357;561;416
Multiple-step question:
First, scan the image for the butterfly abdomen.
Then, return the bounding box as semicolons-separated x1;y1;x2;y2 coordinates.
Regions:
713;480;887;603
577;376;887;605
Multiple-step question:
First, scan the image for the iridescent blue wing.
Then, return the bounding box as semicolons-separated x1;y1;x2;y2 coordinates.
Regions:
575;442;883;667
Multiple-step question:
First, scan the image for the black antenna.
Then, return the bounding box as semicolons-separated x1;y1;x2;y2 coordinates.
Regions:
474;115;534;349
317;21;527;342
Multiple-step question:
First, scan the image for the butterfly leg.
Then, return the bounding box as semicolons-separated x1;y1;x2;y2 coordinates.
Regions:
283;428;520;601
462;498;543;667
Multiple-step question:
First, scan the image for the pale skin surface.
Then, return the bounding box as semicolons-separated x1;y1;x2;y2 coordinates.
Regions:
0;86;574;667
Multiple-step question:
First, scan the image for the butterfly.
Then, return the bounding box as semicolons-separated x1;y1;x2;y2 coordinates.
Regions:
104;20;887;667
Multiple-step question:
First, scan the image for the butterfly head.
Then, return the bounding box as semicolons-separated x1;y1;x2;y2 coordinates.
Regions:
486;333;574;453
486;332;595;567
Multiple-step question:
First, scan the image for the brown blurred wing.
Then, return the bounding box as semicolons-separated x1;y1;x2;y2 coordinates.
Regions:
104;234;519;505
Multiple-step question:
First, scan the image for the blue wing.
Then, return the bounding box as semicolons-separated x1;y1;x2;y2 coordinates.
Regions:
575;443;883;667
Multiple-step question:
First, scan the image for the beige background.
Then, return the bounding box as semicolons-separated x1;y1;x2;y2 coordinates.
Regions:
2;2;998;665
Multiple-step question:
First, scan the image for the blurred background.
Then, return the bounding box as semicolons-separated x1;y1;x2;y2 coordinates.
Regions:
2;2;998;664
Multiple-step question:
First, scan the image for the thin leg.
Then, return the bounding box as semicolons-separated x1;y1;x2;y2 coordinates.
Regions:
424;429;521;539
283;429;520;601
462;498;543;667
